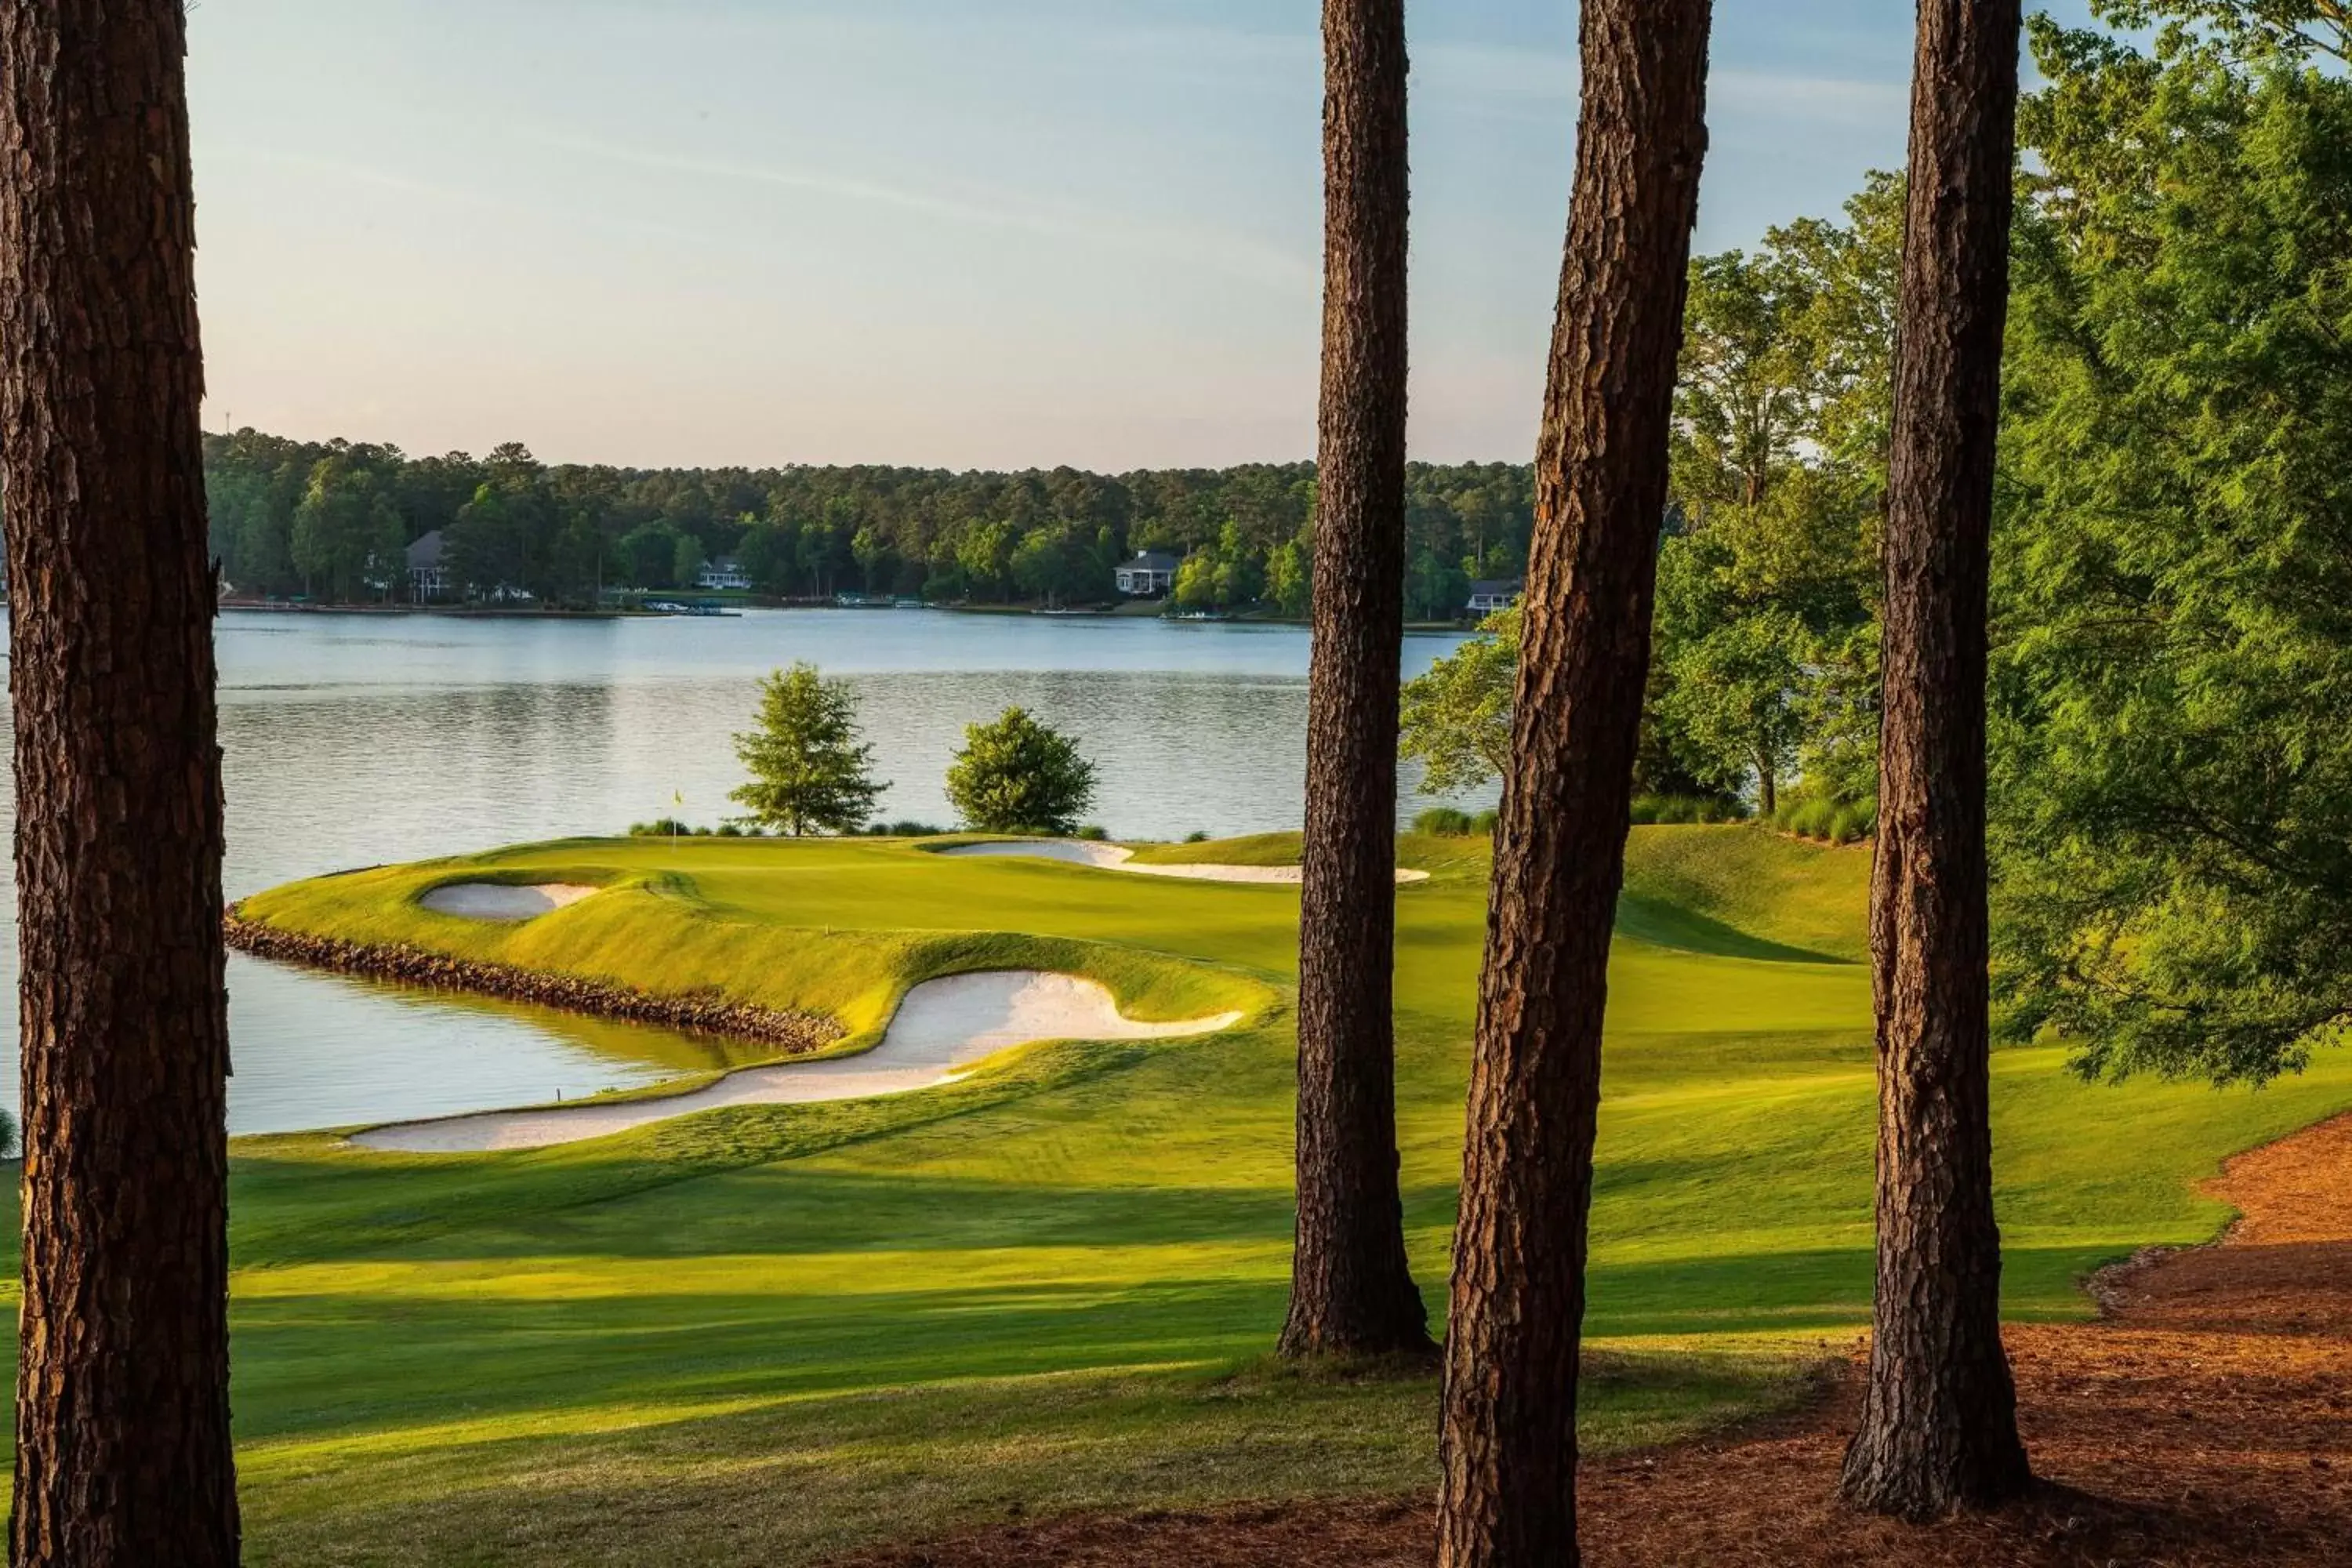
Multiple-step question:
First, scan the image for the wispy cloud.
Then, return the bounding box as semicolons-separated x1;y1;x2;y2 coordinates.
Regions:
1416;43;1900;122
522;131;1319;294
1079;28;1902;133
205;144;737;252
1710;69;1907;127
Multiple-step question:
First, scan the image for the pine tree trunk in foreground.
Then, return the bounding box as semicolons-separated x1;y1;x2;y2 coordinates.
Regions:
1434;4;1712;1562
2;3;241;1563
1837;0;2033;1523
1283;0;1431;1362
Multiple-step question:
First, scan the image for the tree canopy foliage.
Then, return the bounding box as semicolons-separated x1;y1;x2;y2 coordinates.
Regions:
1654;176;1896;816
204;431;1534;620
1987;8;2352;1085
1396;6;2352;1090
945;708;1098;837
728;663;887;837
1399;181;1895;819
1399;608;1518;798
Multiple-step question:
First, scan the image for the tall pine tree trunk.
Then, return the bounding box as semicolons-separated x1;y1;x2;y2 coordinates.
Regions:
1;4;241;1563
1435;4;1711;1560
1837;0;2033;1523
1283;0;1430;1361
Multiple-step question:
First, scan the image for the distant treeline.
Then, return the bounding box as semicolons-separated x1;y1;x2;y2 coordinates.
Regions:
204;430;1537;619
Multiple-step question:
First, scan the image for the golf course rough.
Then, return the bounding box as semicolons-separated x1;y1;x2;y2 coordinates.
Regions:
188;828;2352;1567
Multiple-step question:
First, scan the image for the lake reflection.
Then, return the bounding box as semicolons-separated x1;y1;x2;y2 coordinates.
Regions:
0;608;1478;1133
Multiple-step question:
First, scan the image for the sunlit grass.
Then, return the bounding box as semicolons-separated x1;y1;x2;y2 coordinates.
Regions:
19;824;2343;1564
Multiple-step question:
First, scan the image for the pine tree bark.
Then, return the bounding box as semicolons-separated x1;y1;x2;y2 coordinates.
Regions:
1434;4;1711;1562
1;4;241;1564
1283;0;1431;1362
1837;0;2033;1523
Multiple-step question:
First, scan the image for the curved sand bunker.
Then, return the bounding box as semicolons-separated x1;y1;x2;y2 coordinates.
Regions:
939;840;1432;885
352;971;1243;1155
420;883;601;920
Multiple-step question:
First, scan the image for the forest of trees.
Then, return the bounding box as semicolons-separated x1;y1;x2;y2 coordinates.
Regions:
205;431;1537;622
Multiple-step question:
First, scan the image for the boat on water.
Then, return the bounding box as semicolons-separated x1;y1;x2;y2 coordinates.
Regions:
643;600;739;617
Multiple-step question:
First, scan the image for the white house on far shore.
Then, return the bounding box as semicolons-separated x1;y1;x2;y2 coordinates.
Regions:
1466;578;1523;616
408;531;448;603
1115;550;1179;597
697;557;751;591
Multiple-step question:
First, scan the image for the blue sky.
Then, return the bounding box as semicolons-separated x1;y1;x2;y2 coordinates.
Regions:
187;2;2100;470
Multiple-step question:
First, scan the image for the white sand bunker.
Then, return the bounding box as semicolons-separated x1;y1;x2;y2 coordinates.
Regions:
351;971;1243;1155
419;882;601;920
939;840;1431;885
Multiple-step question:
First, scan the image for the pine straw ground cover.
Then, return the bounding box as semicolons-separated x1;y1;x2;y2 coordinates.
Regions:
825;1113;2352;1568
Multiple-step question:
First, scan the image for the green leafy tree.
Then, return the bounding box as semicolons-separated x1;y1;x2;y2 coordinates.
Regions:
291;455;405;603
1674;247;1820;514
617;523;683;590
1399;608;1518;795
955;518;1018;601
1265;532;1312;618
728;663;887;836
851;525;895;593
2101;0;2347;62
1171;551;1221;610
672;532;705;591
737;521;794;592
1654;532;1816;813
1009;524;1105;608
1399;607;1724;804
946;707;1098;836
1989;10;2352;1086
1403;546;1468;622
1655;193;1893;814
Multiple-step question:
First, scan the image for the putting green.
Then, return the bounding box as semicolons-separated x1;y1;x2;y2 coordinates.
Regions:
17;826;2350;1567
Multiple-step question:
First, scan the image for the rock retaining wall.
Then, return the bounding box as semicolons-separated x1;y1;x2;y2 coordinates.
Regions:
223;910;843;1054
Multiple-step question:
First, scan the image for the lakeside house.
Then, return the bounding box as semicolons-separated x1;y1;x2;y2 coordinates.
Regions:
407;531;448;603
697;557;751;591
1466;578;1523;616
1114;550;1179;597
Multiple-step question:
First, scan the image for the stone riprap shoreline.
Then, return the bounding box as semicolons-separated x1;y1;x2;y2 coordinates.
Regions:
222;909;843;1055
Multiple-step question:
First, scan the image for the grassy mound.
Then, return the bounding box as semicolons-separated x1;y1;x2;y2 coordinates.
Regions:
64;828;2352;1565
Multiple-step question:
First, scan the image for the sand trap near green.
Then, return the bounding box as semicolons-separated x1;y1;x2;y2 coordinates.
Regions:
419;881;601;920
350;970;1244;1154
938;839;1432;885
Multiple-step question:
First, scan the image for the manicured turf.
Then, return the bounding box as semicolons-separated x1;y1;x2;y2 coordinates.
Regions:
16;826;2352;1566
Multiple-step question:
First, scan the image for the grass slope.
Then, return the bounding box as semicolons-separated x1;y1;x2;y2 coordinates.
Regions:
14;825;2346;1566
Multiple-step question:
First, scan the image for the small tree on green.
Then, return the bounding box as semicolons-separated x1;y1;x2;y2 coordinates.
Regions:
1399;608;1519;795
729;663;887;836
946;707;1098;836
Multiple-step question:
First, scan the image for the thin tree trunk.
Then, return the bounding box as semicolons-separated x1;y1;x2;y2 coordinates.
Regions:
1758;750;1778;818
1838;0;2033;1523
1284;0;1430;1361
1435;4;1712;1562
1;4;241;1564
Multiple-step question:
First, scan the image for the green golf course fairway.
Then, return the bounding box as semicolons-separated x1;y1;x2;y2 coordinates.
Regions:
27;826;2352;1566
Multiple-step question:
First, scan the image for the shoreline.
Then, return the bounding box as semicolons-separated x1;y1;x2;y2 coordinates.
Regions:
220;603;650;621
223;909;841;1054
216;600;1475;631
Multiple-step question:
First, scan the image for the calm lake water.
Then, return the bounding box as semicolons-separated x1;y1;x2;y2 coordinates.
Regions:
0;608;1475;1134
